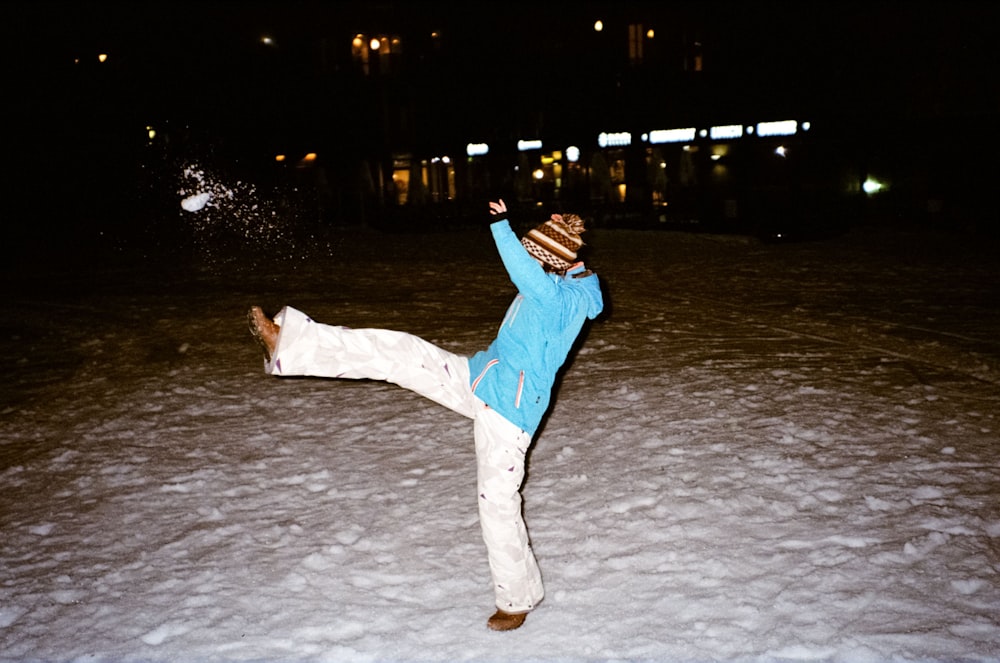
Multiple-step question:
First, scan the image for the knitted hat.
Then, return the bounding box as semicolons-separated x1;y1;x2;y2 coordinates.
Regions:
521;213;586;273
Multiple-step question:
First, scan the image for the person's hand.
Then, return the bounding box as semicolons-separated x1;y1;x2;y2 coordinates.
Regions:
488;199;508;218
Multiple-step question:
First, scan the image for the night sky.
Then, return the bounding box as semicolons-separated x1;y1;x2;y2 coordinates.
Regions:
4;1;998;243
9;1;998;118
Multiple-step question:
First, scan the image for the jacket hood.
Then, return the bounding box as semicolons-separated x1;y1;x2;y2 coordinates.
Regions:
564;265;603;320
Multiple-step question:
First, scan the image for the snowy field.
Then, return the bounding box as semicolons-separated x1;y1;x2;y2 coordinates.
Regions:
2;216;999;662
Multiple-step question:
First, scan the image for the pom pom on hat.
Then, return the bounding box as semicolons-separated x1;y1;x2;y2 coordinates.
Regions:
521;213;586;273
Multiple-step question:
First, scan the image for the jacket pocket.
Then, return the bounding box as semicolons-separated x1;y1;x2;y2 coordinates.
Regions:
471;359;499;393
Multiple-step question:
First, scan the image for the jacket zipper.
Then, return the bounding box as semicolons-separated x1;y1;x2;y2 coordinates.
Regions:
501;295;523;329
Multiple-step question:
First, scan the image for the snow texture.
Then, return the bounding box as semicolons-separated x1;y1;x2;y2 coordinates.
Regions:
2;219;999;662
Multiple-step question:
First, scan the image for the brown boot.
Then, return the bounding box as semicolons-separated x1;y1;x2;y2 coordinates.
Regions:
486;609;527;631
247;306;280;361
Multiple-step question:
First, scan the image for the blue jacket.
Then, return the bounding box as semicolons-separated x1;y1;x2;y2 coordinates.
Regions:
468;219;604;435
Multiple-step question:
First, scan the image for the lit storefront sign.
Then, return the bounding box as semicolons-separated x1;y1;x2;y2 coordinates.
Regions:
648;128;696;144
598;132;632;148
709;124;743;140
756;120;798;137
466;143;489;157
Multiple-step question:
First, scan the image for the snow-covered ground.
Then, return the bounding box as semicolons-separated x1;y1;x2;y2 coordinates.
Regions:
2;215;999;662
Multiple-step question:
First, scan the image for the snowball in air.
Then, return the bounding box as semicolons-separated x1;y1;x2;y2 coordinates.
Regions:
181;192;212;212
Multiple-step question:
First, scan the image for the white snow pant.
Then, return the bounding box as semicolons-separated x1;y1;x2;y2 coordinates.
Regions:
266;306;544;613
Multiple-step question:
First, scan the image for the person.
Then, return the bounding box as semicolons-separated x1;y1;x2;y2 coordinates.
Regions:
247;199;604;631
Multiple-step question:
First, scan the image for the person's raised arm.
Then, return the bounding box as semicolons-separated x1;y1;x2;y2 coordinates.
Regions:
486;199;560;301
